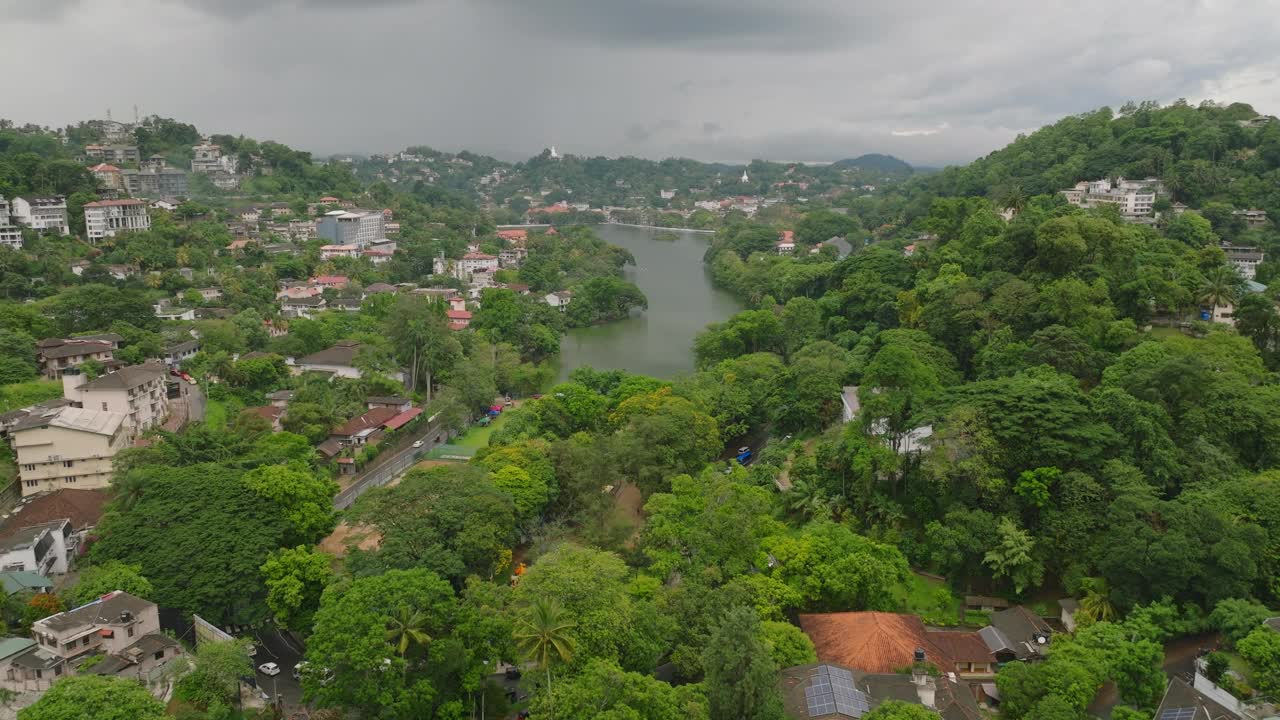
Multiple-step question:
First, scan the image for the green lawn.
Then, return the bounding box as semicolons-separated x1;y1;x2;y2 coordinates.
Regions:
454;410;513;450
204;399;229;430
892;572;963;626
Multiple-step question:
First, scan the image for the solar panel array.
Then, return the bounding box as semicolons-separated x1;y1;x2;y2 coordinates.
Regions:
1158;708;1196;720
805;666;872;718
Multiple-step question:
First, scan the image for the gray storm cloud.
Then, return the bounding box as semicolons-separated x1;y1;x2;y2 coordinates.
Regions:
1;0;1278;167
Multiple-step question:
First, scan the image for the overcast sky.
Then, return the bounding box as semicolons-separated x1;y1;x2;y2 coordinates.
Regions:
3;0;1278;167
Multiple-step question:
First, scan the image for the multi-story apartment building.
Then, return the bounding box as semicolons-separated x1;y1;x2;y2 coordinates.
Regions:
10;406;128;496
121;167;189;198
10;197;70;235
62;364;169;435
35;335;120;380
83;145;140;164
0;520;73;575
1223;244;1265;280
316;209;385;248
190;140;238;174
83;199;150;243
1060;177;1161;219
0;198;23;249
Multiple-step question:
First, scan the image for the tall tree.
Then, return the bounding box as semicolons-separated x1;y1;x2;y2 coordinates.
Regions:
703;607;784;720
18;675;166;720
515;598;577;720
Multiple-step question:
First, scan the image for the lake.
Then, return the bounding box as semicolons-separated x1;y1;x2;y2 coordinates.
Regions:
557;225;744;380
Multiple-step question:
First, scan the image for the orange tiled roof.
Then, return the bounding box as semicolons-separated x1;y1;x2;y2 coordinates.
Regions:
798;611;990;674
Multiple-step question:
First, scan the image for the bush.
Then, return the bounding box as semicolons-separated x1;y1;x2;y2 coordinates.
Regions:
1204;651;1230;682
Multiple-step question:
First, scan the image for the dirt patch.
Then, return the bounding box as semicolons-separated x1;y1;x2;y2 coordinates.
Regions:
613;483;646;549
318;522;381;557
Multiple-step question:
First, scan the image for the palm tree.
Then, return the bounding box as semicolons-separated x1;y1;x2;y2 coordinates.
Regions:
1198;266;1241;315
996;184;1027;215
384;605;432;658
1076;577;1117;625
515;599;576;720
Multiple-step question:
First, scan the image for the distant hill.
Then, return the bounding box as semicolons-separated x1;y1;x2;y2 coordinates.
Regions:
830;154;913;174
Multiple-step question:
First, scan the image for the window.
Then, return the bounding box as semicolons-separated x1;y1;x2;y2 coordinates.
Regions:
62;460;73;468
153;650;165;661
81;637;90;647
100;402;108;411
53;665;62;676
34;670;41;680
127;627;134;638
21;464;34;472
23;480;36;488
64;477;75;484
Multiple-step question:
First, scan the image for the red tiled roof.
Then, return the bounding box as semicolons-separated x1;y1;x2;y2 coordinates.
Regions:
779;230;795;243
331;407;400;437
531;204;571;214
798;612;991;675
383;407;422;431
0;489;109;539
245;406;283;422
445;309;472;320
497;229;528;241
83;199;146;208
319;196;340;202
310;275;348;285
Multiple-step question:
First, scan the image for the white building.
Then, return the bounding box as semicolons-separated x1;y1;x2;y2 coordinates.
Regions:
320;244;361;260
1222;244;1265;280
0;198;23;249
190;140;238;175
0;520;73;575
316;209;385;248
11;406;129;495
10;197;70;235
433;252;499;281
1060;177;1161;219
61;364;169;436
83;199;150;243
545;291;572;311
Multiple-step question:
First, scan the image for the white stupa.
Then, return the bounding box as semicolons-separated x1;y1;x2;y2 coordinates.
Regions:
740;169;749;183
549;145;560;159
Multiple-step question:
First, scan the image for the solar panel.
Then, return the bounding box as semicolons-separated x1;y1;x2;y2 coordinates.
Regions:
1158;708;1196;720
806;666;872;718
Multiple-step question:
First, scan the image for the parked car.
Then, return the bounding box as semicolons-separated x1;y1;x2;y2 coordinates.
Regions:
412;440;424;448
258;662;281;676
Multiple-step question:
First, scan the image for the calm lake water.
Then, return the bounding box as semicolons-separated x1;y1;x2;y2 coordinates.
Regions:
557;225;744;380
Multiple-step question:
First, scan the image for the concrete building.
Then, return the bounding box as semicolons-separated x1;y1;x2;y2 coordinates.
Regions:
10;197;70;235
316;209;385;248
11;407;128;496
190;140;237;175
1234;209;1269;229
0;520;73;575
83;199;150;243
544;290;572;311
36;336;119;380
30;591;182;687
1060;177;1161;219
0;198;24;249
1223;244;1265;280
62;364;169;435
83;145;140;164
89;163;125;191
291;341;404;384
121;167;189;198
320;244;361;260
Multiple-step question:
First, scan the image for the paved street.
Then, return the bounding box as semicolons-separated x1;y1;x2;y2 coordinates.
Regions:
251;625;306;712
333;419;451;509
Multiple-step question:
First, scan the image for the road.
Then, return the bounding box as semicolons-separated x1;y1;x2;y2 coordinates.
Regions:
251;625;305;712
332;419;451;510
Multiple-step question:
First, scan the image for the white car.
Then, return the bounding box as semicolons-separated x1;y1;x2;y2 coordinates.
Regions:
258;662;281;676
412;440;424;448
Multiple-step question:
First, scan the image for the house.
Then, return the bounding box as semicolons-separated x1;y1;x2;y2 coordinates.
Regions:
978;606;1052;663
0;520;73;575
777;230;796;255
1222;244;1265;280
0;571;53;596
366;396;412;412
324;406;402;455
798;611;995;679
105;264;136;281
1233;209;1269;229
1060;177;1160;220
194;287;222;301
282;295;327;319
150;198;180;212
89;164;124;191
460;252;499;276
0;488;109;548
30;591;182;687
120;167;189;198
153;303;196;321
61;363;169;434
0;198;23;249
330;297;362;313
36;336;119;380
10;197;70;235
815;236;853;259
1153;677;1240;720
780;663;981;720
499;246;528;267
292;341;403;383
0;636;64;693
320;244;361;260
839;386;934;454
364;282;396;296
83;199;150;244
190;140;237;175
244;405;284;432
903;244;917;257
163;340;200;367
277;283;323;300
545;291;572;311
363;249;393;265
267;390;294;408
10;407;129;496
83;144;140;163
310;275;350;290
496;229;528;243
446;309;472;330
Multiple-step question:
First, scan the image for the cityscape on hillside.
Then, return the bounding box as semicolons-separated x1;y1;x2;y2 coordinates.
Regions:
2;2;1280;720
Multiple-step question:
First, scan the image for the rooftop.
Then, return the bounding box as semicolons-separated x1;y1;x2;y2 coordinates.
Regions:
79;363;167;391
82;199;146;208
331;407;400;437
36;590;154;633
798;612;991;675
298;341;363;367
13;406;126;436
0;571;53;595
38;340;114;360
